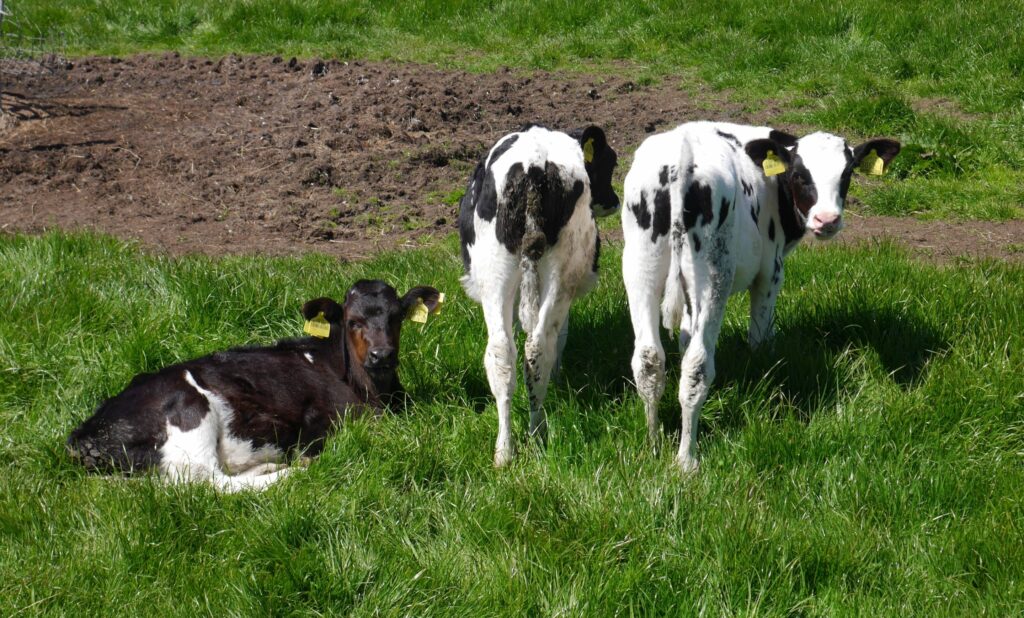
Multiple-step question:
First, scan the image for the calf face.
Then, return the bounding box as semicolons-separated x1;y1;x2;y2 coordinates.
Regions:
334;280;441;376
746;133;901;239
573;125;620;217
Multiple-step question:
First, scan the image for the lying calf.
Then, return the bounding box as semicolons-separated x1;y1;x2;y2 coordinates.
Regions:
67;280;441;491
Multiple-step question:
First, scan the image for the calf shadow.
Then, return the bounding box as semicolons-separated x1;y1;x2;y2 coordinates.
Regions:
685;302;949;436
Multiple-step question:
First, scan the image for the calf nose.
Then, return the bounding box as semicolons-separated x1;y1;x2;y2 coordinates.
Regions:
365;347;397;369
811;212;842;235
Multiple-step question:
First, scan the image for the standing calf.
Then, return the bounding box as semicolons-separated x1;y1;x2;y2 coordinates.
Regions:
67;280;440;491
459;124;619;466
622;121;900;471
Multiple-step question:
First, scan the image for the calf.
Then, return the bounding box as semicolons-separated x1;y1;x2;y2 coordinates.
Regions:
622;121;900;471
459;124;619;466
67;280;440;491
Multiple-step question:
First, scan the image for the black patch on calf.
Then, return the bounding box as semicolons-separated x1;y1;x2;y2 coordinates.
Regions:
496;161;583;255
692;234;702;253
717;198;730;230
496;163;528;253
838;144;854;201
715;130;742;150
629;193;651;230
682;182;713;231
777;181;806;245
741;179;753;196
592;234;601;273
651;187;671;241
658;165;670;186
686;163;698;175
487;134;520;168
457;166;481;271
768;218;776;241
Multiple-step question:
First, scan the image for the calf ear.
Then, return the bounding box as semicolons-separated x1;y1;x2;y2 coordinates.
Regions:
853;138;901;167
745;138;794;172
768;129;799;148
401;286;442;315
578;125;608;164
302;297;344;323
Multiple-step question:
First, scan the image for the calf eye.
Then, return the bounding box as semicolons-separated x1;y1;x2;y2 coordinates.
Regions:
348;320;362;330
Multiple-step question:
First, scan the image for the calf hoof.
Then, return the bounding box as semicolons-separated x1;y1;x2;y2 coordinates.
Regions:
676;454;700;474
494;447;515;468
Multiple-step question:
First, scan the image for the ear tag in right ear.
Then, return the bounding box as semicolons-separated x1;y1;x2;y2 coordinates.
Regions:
303;311;331;338
762;150;787;177
583;138;595;163
407;298;429;324
860;149;885;175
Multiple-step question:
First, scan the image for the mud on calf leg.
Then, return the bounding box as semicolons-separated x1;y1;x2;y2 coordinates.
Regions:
523;336;549;446
676;347;714;472
632;346;666;448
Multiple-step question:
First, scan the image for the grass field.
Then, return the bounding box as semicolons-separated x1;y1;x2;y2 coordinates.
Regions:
1;232;1022;615
3;1;1024;614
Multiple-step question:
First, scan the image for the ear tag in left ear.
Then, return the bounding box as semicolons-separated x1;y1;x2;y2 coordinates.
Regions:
583;138;595;163
860;149;885;175
303;311;331;338
762;150;787;177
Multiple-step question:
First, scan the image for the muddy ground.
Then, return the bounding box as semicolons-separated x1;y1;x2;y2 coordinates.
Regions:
1;53;1022;263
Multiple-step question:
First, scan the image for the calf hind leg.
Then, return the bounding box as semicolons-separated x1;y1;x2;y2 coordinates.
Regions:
523;294;573;447
482;289;519;467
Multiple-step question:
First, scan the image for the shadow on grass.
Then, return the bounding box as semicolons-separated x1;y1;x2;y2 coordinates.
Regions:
553;297;948;442
700;301;950;435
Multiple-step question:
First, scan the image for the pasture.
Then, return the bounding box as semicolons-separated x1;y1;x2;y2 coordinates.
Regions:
2;0;1023;615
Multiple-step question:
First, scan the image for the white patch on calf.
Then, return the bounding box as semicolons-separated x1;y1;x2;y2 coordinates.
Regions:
173;370;283;477
304;352;314;364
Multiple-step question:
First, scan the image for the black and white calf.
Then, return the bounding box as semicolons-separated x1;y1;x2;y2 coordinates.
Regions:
67;280;440;491
459;124;619;466
621;121;900;471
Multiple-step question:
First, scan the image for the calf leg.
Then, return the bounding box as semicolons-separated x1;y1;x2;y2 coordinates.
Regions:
523;293;573;447
748;259;783;349
676;277;729;472
623;239;669;449
482;288;519;467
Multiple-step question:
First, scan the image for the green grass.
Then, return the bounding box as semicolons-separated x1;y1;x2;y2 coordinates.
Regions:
1;231;1022;615
5;0;1024;220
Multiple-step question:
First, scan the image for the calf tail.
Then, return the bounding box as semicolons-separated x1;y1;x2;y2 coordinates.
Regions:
660;145;694;333
518;166;548;334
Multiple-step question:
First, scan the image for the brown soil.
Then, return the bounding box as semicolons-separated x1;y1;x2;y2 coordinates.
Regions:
1;53;1021;263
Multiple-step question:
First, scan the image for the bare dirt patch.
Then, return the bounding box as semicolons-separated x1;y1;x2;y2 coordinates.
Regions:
1;53;1021;263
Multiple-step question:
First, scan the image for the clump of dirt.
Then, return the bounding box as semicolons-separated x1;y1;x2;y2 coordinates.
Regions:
0;53;1021;263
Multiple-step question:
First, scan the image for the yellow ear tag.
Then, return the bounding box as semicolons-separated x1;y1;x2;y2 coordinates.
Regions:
762;150;787;177
407;293;446;324
407;298;429;324
303;311;331;338
860;149;885;175
583;138;595;163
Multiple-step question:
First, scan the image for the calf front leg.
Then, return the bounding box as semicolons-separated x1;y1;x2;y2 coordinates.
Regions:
748;261;783;349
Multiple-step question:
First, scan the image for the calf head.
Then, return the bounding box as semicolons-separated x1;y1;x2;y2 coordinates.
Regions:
746;132;901;239
316;280;440;381
574;125;620;217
